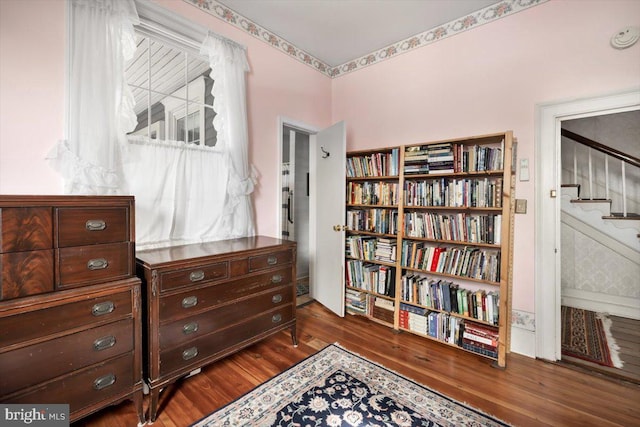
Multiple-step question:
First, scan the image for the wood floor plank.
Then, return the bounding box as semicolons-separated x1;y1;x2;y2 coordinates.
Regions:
74;302;640;427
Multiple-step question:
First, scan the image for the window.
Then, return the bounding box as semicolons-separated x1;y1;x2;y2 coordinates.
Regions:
126;32;217;146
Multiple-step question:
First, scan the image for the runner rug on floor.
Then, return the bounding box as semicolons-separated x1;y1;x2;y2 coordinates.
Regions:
561;305;624;368
191;343;509;427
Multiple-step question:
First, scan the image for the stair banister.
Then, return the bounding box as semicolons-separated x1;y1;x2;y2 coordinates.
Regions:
562;128;639;218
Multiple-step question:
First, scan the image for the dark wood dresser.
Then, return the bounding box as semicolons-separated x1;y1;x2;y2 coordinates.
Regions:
135;236;297;422
0;195;144;424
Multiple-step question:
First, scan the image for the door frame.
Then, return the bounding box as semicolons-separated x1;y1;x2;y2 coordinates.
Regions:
276;117;319;240
534;88;640;361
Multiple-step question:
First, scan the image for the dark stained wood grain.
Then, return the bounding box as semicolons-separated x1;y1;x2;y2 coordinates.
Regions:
0;207;53;252
1;249;54;299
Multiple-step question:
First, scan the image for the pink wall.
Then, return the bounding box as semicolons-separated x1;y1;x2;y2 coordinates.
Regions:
331;0;640;314
0;0;65;194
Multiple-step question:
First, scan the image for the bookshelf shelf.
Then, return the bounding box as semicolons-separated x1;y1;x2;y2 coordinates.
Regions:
344;132;515;368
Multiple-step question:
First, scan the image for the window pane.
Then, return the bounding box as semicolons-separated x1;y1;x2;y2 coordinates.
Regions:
125;31;217;146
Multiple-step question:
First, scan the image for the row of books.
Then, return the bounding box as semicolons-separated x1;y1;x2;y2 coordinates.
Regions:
400;274;500;325
346;209;398;235
400;242;501;283
346;149;400;178
461;322;499;358
403;211;502;245
399;304;499;358
404;143;455;175
404;177;503;208
404;142;504;175
347;181;399;206
345;236;397;262
399;304;463;344
345;288;367;314
345;260;396;296
345;292;395;324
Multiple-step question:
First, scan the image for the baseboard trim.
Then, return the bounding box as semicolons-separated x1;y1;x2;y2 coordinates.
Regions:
562;288;640;320
510;325;536;358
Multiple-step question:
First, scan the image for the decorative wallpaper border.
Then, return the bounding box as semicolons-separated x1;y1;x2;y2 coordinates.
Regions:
512;309;535;331
185;0;547;78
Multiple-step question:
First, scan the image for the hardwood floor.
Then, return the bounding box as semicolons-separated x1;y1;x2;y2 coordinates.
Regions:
74;302;640;427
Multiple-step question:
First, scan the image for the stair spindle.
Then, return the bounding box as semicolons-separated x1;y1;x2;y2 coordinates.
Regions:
622;160;627;217
573;143;577;187
605;156;609;201
588;148;593;200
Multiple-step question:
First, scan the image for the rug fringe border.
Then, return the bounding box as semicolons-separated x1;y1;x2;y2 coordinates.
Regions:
596;313;624;369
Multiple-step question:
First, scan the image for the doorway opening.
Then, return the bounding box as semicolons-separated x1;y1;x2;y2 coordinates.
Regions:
281;124;313;306
535;89;640;383
559;111;640;383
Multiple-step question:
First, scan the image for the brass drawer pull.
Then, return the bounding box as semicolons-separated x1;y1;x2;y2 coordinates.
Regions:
271;274;283;284
87;258;108;270
267;255;278;265
85;219;106;231
182;296;198;308
272;314;282;323
182;347;198;361
189;270;205;282
92;301;115;316
272;294;283;304
93;373;116;390
182;322;199;335
93;335;116;351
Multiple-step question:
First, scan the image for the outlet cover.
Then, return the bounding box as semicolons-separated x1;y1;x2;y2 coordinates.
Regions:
515;199;527;214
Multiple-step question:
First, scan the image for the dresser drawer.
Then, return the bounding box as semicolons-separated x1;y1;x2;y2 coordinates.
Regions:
159;286;293;350
0;207;53;253
159;305;294;377
56;207;129;248
6;352;136;415
1;249;54;300
0;318;133;395
160;261;228;292
0;288;134;348
159;267;292;321
249;249;293;272
57;242;132;289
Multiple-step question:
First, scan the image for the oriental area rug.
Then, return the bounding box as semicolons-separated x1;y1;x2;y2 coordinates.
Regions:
191;344;510;427
561;306;623;369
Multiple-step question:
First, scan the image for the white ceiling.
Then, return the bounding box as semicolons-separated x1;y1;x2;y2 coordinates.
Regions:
216;0;499;67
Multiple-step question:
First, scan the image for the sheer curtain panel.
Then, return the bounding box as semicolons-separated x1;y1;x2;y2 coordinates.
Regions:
201;33;256;238
47;0;139;194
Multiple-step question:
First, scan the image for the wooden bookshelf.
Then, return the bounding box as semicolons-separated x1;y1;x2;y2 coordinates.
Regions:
345;132;515;368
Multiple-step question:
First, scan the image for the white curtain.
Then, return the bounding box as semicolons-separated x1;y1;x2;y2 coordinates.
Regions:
201;32;256;238
47;0;139;194
125;137;229;250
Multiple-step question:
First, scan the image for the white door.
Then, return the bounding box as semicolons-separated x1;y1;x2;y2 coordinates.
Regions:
309;121;346;317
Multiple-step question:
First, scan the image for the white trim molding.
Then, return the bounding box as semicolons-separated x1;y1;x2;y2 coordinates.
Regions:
183;0;548;78
535;88;640;362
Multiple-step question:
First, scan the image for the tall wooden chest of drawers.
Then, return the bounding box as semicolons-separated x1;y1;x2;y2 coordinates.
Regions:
136;236;297;422
0;195;144;424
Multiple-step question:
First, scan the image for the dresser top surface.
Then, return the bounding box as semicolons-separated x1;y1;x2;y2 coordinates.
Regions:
0;195;134;207
135;236;295;267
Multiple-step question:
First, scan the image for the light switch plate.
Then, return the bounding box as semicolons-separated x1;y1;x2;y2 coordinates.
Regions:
515;199;527;214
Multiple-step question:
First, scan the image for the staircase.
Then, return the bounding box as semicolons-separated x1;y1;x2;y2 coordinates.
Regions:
560;129;639;319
